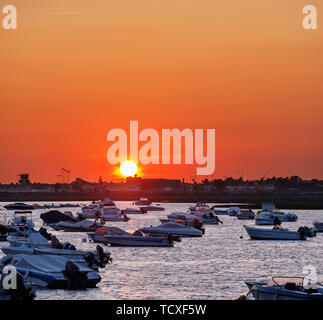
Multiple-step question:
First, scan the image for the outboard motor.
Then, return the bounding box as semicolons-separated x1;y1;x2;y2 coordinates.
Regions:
63;261;88;289
297;227;306;240
38;227;53;240
298;226;317;239
167;234;181;244
96;245;112;267
84;252;98;270
51;236;63;249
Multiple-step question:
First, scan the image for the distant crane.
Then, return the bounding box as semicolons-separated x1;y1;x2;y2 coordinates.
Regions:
61;168;71;184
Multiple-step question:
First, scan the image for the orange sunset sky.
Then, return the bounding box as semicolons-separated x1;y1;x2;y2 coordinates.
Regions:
0;0;322;183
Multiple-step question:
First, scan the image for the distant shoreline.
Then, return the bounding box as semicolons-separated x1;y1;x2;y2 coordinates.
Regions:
0;192;323;209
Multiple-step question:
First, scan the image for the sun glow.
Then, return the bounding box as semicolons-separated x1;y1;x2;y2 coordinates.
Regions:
120;161;138;177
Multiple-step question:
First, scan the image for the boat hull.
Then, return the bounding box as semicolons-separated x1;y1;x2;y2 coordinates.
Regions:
247;283;323;300
244;226;304;240
88;234;173;247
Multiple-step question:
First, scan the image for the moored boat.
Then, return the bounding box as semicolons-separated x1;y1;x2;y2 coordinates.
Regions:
244;225;316;240
255;203;298;225
140;222;203;238
236;209;255;220
88;226;180;247
0;255;101;289
245;276;323;300
50;219;103;232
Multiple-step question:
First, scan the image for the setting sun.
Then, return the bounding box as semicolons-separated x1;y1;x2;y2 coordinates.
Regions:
120;161;138;177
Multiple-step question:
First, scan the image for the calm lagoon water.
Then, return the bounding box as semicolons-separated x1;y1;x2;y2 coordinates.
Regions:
0;201;322;300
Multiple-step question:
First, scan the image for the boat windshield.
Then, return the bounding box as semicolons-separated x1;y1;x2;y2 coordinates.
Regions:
268;277;304;287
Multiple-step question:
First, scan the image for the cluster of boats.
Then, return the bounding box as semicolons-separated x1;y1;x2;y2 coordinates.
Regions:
0;199;322;300
0;211;113;299
77;198;164;221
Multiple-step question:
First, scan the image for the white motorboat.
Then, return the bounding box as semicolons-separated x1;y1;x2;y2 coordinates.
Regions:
245;276;323;300
101;202;129;221
160;212;205;233
244;225;316;240
50;219;102;232
88;227;180;247
7;233;51;248
236;209;255;220
8;212;35;237
140;222;203;237
0;255;101;289
77;204;102;219
255;203;298;225
2;244;112;269
313;221;323;232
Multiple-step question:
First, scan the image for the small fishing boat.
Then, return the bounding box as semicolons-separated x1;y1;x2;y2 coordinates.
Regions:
0;255;101;289
244;225;316;240
50;219;103;232
77;204;102;219
4;203;34;210
236;209;255;220
255;203;298;225
245;276;323;300
88;227;180;247
313;221;323;232
8;212;35;237
140;222;203;238
2;244;112;270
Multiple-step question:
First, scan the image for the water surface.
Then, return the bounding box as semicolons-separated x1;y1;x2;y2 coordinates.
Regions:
0;202;322;300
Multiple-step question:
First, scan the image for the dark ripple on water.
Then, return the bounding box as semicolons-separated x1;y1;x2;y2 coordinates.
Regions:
0;202;322;300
